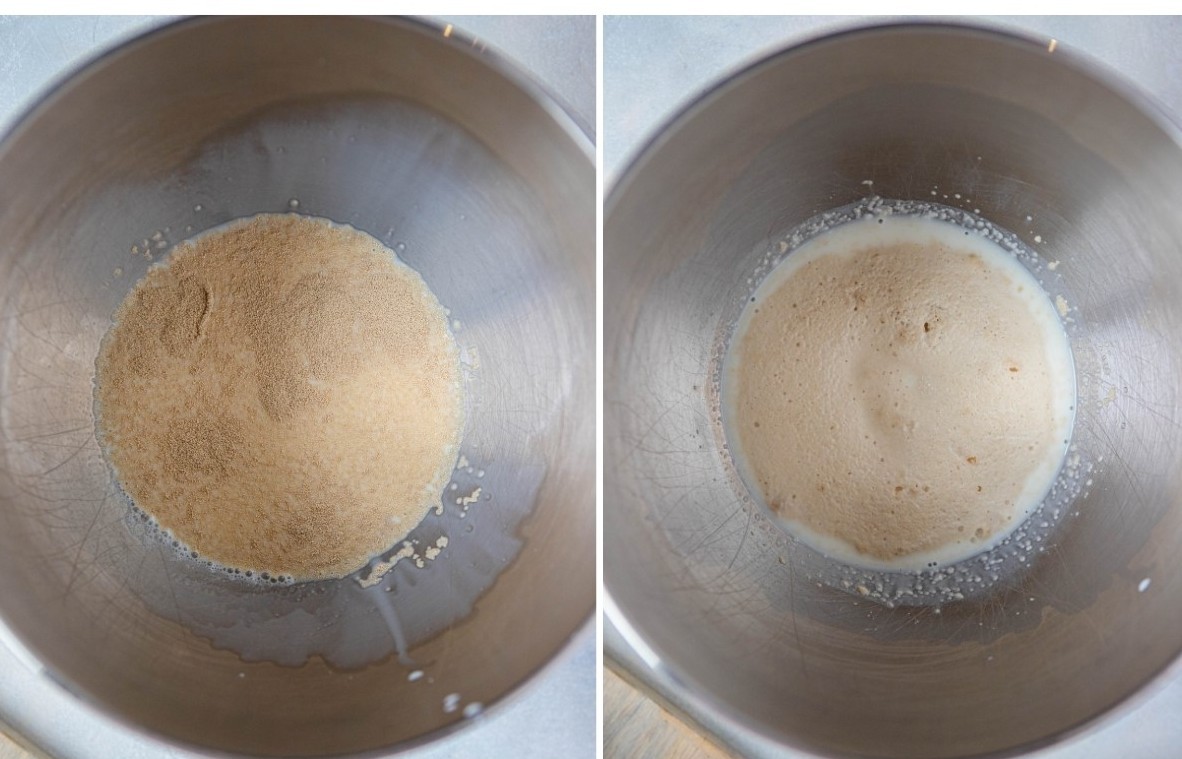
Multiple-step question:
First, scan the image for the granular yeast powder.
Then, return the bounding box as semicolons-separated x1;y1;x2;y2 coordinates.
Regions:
95;214;464;580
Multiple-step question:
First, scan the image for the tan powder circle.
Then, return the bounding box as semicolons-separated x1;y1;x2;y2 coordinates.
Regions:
95;213;464;580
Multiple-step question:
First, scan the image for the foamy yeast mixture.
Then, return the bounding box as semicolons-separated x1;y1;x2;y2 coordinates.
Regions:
724;214;1074;570
96;214;464;581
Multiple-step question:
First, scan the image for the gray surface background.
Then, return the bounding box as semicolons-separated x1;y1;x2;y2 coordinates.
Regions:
0;15;594;759
605;14;1182;759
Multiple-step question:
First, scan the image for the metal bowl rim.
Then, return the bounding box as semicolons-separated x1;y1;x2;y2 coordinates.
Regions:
0;14;594;758
604;18;1182;759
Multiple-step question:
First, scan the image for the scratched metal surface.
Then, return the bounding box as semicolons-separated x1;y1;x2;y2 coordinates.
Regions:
0;15;594;759
605;15;1182;759
605;16;1182;181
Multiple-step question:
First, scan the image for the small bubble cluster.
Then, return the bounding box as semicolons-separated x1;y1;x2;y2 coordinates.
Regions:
125;502;295;586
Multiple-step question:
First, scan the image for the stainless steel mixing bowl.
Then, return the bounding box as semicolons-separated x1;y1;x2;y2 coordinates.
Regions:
605;23;1182;759
0;16;593;757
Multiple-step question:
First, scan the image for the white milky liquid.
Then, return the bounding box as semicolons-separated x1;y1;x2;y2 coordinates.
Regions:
723;213;1076;571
